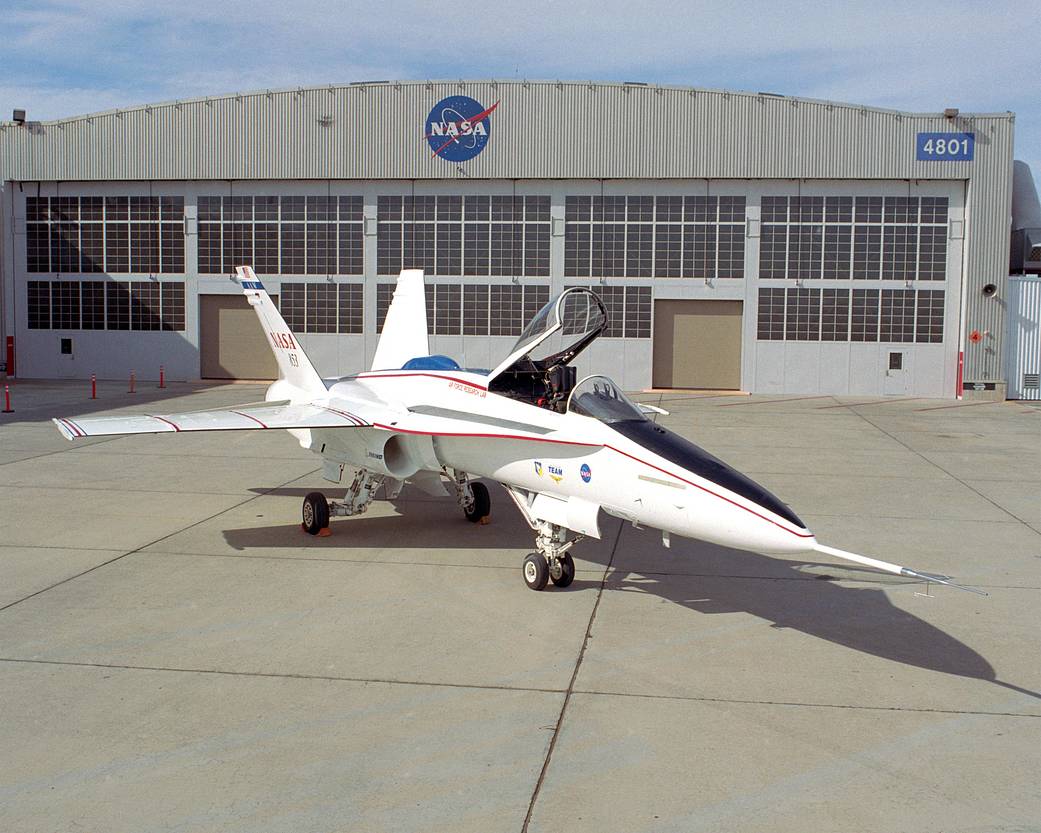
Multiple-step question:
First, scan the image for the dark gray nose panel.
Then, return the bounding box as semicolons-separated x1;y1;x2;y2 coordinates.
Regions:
611;420;807;529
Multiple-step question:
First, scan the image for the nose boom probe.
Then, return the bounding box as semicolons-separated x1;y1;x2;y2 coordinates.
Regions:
811;544;987;596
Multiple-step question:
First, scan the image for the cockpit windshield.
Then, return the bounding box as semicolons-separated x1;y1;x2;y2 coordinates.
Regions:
567;375;647;424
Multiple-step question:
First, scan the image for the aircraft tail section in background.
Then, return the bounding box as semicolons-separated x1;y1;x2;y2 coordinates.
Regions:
371;269;430;371
235;266;327;396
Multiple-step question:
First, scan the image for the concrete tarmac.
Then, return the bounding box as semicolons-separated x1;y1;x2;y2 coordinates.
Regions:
1;380;1038;832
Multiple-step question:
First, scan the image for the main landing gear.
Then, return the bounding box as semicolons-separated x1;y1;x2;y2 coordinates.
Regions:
301;469;384;536
452;470;491;523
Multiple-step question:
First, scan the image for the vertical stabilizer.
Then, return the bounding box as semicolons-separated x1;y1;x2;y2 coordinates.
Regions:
234;266;327;395
371;269;430;370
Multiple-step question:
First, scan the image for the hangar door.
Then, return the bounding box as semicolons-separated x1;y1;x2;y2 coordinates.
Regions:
653;300;743;389
200;295;278;380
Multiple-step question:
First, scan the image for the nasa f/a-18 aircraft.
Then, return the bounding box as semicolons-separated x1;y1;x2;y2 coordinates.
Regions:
54;267;981;593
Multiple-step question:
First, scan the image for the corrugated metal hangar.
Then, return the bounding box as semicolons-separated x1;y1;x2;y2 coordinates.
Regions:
0;81;1022;397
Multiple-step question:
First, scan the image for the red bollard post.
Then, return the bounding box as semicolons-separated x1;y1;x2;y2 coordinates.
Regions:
159;365;165;389
129;371;136;394
91;373;97;400
2;384;12;413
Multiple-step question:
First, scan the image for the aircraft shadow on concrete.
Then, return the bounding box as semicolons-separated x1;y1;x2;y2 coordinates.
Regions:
228;485;1039;703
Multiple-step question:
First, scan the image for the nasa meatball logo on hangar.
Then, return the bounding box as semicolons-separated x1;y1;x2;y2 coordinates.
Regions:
425;95;499;162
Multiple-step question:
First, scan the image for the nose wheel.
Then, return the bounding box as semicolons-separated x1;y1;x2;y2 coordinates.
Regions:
520;521;581;591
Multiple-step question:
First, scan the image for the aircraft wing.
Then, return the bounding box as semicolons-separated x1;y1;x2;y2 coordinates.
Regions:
53;400;376;440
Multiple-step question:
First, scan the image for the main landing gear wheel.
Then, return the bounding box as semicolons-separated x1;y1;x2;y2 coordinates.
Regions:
522;553;549;591
550;552;576;588
302;491;329;535
464;481;491;523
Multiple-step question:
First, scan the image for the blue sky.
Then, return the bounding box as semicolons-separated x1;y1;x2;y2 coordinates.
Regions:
3;0;1038;182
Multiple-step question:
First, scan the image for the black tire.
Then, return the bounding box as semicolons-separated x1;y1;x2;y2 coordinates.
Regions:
551;553;576;588
464;481;491;523
522;553;549;591
302;491;329;535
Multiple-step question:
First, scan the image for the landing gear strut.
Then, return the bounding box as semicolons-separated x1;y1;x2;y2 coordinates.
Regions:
451;470;491;523
526;521;579;590
301;469;384;536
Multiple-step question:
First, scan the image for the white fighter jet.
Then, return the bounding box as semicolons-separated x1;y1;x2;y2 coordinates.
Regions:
54;267;981;593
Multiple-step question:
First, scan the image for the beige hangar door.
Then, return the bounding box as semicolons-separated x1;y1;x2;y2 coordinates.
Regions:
652;300;743;389
199;294;279;380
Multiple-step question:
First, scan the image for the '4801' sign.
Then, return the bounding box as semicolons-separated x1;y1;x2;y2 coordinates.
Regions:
917;132;974;161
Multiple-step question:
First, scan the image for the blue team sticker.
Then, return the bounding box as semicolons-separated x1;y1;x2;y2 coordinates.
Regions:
425;96;498;162
580;463;591;483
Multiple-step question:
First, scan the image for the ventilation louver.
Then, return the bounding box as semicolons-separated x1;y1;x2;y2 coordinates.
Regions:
1024;373;1040;390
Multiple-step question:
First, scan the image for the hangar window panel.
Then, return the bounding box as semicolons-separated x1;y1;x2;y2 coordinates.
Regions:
254;196;279;222
525;196;550;222
55;223;80;273
306;222;337;275
407;195;437;222
198;196;222;222
655;224;683;277
627;196;654;222
160;197;183;221
375;284;394;333
884;197;918;225
131;222;161;273
791;196;824;224
625;223;653;277
820;288;850;341
525;223;550;276
105;224;130;273
161;283;185;331
462;284;490;335
433;284;462;335
880;289;916;342
337;283;363;334
254;223;280;274
825;196;853;223
719;197;745;224
684;196;716;223
656;196;683;222
27;224;50;272
788;225;823;280
717;223;745;279
28;281;51;329
565;196;591;223
81;281;106;330
81;197;103;221
855;197;883;223
437;195;462;222
785;288;821;341
490;223;522;276
105;282;130;330
920;197;949;224
130;197;159;222
281;283;306;332
853;226;882;280
523;285;550;327
26;197;48;222
915;290;945;343
882;226;917;280
489;285;524;336
52;281;81;329
281;196;305;222
130;281;162;330
822;225;852;280
491;196;522;222
222;196;250;222
55;197;78;221
464;195;490;221
338;223;364;275
403;222;436;273
851;289;880;342
464;224;490;276
594;196;627;223
305;283;337;333
198;224;222;274
757;288;785;340
435;222;462;274
160;223;185;273
377;222;403;276
378;196;403;222
625;285;652;338
917;225;947;281
594;223;626;277
565;224;591;277
280;223;305;275
759;224;787;279
81;223;105;273
221;223;251;275
761;197;788;224
307;196;335;222
684;225;716;279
